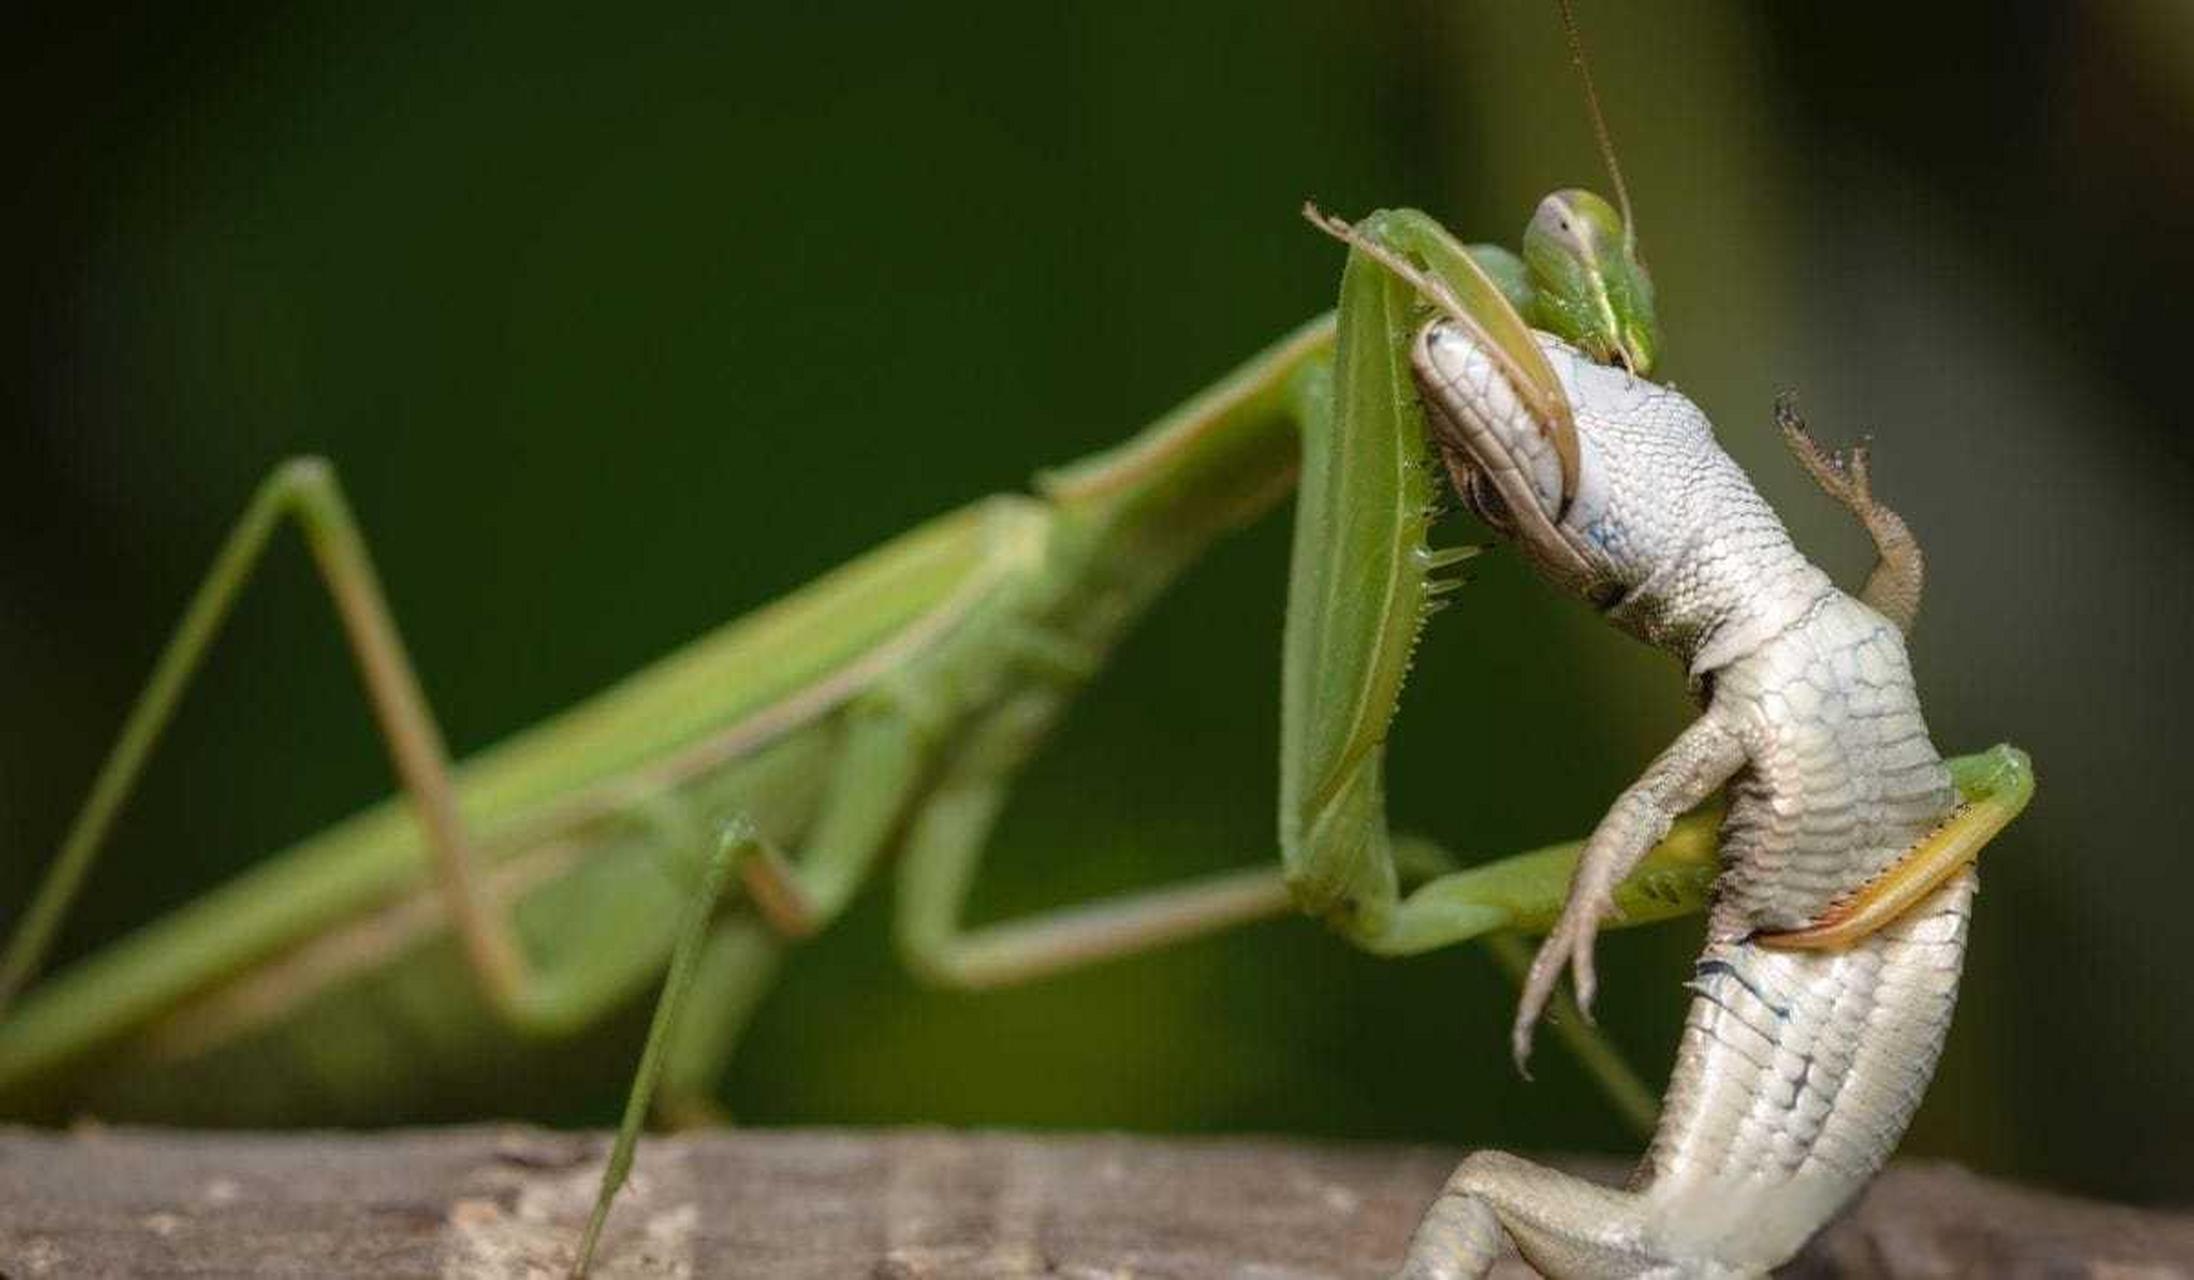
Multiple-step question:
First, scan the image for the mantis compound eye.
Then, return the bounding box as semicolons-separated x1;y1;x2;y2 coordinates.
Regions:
1521;188;1659;380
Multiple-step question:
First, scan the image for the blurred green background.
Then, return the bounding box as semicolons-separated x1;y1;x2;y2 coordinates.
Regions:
5;0;2191;1207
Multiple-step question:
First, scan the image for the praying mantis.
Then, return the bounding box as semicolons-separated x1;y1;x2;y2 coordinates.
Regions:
0;3;2033;1274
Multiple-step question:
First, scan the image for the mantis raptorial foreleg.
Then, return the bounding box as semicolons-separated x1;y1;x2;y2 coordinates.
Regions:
1277;207;1638;960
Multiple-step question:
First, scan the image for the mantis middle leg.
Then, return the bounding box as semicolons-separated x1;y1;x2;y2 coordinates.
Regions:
893;694;1714;1131
573;696;970;1273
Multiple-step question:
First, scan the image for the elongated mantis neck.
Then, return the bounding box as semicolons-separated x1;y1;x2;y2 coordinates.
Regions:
1035;315;1335;592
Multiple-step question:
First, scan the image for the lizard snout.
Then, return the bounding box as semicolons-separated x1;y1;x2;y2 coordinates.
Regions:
1412;319;1598;587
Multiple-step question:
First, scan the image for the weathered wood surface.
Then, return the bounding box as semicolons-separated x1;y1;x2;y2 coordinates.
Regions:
1;1127;2188;1278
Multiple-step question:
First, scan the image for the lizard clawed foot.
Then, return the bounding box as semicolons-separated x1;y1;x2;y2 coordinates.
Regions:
1773;391;1876;508
1511;885;1618;1074
1772;389;1924;634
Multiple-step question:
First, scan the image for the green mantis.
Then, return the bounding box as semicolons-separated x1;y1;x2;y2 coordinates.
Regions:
0;202;1664;1246
0;199;1664;1248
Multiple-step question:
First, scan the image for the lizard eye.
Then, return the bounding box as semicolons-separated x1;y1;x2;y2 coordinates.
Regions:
1464;471;1516;535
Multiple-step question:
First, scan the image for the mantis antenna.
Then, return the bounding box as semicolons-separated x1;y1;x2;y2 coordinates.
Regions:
1556;0;1638;257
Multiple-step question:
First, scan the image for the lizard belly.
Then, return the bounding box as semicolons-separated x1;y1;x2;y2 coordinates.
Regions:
1623;594;1966;1272
1709;595;1957;938
1400;864;1976;1280
1627;869;1975;1273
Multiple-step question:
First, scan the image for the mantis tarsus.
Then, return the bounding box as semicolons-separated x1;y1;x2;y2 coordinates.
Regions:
0;5;2032;1273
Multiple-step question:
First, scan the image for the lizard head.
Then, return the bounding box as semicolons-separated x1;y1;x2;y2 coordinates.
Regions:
1410;320;1717;618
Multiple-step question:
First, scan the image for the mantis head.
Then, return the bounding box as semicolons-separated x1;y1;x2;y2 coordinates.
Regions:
1303;187;1659;530
1522;188;1658;378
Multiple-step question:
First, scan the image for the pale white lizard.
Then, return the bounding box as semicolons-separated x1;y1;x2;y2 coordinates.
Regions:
1397;326;1996;1278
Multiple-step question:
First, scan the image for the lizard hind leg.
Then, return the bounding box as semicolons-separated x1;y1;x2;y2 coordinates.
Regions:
1398;1152;1746;1280
1402;867;1984;1280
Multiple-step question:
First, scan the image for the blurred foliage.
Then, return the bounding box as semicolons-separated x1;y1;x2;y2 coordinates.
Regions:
4;0;2191;1205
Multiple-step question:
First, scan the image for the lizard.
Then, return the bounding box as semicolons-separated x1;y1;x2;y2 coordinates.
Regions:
1390;316;2028;1277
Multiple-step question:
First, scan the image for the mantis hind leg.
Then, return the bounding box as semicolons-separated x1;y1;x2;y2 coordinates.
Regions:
2;449;932;1045
2;458;534;1026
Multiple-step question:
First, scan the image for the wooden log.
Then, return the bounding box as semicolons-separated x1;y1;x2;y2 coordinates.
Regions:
1;1126;2188;1277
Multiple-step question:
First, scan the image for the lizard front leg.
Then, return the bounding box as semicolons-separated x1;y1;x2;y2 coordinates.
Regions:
1513;709;1748;1069
1773;393;1923;634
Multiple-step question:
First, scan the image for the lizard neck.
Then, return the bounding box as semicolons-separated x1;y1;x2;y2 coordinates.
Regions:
1605;510;1836;679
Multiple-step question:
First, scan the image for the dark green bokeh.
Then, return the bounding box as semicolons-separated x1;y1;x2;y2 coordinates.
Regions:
5;1;2191;1205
